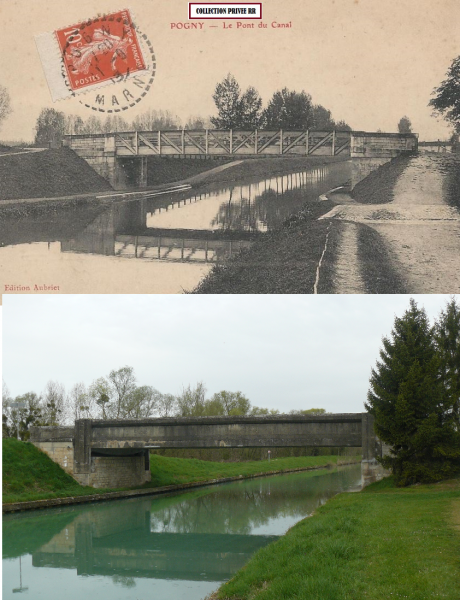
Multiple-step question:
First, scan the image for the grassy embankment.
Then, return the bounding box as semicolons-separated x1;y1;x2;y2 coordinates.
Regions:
193;155;412;294
0;148;112;201
2;438;354;504
210;475;460;600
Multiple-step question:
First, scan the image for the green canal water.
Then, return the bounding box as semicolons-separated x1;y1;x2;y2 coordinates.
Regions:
2;464;362;600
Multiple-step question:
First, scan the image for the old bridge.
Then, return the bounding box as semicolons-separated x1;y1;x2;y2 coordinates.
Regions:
63;129;418;189
31;413;381;489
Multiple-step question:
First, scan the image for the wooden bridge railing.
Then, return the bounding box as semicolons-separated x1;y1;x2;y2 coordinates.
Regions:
108;129;351;157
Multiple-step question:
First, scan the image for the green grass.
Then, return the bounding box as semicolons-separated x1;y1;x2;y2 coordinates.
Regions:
146;454;345;488
212;475;460;600
2;438;107;503
2;438;353;504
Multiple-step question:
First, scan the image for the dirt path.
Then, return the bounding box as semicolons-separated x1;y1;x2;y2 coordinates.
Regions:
321;155;460;293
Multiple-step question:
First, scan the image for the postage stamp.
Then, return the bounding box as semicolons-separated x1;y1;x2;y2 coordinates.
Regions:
35;8;153;104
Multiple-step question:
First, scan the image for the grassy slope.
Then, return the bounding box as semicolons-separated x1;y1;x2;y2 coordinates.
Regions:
213;476;460;600
147;454;342;487
192;200;337;294
2;438;99;503
351;154;412;204
0;148;112;201
2;438;348;504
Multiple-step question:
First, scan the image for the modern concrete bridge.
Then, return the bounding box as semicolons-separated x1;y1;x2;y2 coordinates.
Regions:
31;413;381;488
63;129;418;188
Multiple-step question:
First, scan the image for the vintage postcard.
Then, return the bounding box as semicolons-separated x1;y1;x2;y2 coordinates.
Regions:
0;0;459;298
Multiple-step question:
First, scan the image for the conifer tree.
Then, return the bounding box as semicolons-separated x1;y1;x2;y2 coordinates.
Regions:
366;299;460;486
435;297;460;430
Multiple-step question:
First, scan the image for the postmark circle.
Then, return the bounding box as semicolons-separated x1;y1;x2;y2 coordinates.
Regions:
56;11;156;113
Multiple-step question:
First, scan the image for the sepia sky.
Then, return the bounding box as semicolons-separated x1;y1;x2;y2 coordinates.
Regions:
2;294;455;413
1;0;459;142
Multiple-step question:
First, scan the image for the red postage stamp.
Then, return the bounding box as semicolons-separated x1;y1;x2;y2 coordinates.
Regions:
54;9;146;93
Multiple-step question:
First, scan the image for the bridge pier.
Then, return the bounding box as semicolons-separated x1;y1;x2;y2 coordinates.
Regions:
63;134;148;189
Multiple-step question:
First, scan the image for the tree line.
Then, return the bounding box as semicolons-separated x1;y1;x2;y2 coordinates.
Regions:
2;368;325;441
367;297;460;486
32;73;351;146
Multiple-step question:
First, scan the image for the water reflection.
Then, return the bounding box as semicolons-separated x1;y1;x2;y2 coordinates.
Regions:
0;162;354;266
0;159;391;293
2;466;361;600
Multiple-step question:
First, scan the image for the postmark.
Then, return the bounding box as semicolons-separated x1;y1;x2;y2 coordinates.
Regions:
35;8;155;109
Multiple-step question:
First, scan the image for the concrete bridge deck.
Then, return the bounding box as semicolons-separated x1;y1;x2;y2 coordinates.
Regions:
30;413;380;488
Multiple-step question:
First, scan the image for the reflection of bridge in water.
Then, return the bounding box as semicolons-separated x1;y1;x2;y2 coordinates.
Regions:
33;529;278;581
60;163;349;263
3;466;363;594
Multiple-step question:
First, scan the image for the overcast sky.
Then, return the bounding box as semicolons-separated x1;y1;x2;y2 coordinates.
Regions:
2;295;455;413
1;0;459;142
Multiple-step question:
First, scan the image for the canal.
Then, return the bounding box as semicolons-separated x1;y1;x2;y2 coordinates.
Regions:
3;464;361;600
0;160;367;294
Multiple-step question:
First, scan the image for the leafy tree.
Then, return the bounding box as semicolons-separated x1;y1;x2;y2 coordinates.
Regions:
123;385;160;418
239;86;263;128
397;116;413;133
250;406;279;416
210;391;251;416
211;73;262;129
311;105;335;130
211;73;242;129
34;108;66;146
108;366;137;418
429;55;460;132
366;299;460;486
434;297;460;429
13;393;44;440
262;88;313;130
176;382;207;417
157;393;177;417
0;85;12;131
290;408;327;416
334;120;352;132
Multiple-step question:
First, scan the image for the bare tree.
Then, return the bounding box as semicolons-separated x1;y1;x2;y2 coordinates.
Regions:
42;380;66;425
131;108;181;130
2;380;12;437
157;393;177;417
67;382;98;422
88;377;112;419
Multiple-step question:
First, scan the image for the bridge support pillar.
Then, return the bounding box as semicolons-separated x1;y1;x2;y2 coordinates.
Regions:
115;156;148;189
73;419;92;484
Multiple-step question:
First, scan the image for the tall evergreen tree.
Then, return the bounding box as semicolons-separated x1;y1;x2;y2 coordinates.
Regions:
366;299;460;486
435;297;460;429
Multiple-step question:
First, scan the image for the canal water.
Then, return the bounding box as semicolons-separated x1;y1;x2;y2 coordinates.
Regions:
3;464;361;600
0;160;357;294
